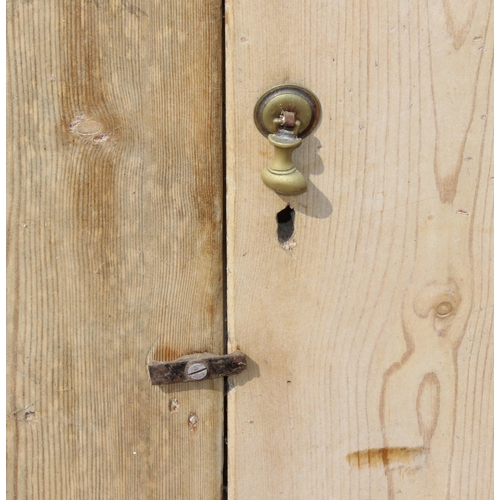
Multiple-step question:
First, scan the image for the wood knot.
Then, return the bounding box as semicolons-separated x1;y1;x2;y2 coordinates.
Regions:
436;301;453;317
69;113;110;144
413;279;462;335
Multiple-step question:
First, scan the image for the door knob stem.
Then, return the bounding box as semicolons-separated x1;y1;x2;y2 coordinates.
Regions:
261;117;307;195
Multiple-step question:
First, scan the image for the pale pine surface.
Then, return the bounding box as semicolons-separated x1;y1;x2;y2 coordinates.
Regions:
7;1;225;498
226;0;493;498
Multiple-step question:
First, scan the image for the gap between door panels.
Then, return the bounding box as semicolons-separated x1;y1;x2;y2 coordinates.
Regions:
220;0;229;497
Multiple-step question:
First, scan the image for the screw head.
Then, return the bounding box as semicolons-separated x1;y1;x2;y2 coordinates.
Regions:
186;362;208;381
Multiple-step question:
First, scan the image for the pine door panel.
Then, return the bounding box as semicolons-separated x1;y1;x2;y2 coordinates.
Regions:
7;1;225;498
225;0;493;498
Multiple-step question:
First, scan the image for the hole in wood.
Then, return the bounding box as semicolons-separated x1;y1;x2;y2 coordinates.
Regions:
276;205;295;245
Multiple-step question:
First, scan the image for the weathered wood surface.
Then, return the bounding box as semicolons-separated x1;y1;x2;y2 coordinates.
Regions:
225;0;493;498
7;1;224;498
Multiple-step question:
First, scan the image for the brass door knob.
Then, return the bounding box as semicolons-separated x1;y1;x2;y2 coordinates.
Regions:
254;84;321;195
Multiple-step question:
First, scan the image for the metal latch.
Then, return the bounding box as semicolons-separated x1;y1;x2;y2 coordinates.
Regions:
148;350;247;385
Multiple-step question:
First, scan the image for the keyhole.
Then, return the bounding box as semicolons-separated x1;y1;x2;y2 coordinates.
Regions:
276;205;295;244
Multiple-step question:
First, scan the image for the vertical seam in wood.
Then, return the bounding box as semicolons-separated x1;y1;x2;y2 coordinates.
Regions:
221;0;229;498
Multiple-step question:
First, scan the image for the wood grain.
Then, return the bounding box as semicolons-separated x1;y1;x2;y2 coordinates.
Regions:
7;1;225;498
225;0;493;498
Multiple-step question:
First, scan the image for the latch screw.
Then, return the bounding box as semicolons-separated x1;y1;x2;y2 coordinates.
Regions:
186;362;209;381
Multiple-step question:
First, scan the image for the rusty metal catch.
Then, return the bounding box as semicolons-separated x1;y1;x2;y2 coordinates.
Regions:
148;350;247;385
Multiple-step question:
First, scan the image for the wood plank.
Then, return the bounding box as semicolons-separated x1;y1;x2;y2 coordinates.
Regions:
225;0;493;498
7;1;225;498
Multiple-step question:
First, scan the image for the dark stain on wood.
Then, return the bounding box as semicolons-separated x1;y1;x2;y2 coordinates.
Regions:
59;1;119;259
121;0;148;18
346;447;427;469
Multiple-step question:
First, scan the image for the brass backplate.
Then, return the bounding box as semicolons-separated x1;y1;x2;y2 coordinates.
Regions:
254;84;322;138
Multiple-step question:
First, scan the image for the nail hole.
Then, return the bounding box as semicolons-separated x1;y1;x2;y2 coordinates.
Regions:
276;205;295;245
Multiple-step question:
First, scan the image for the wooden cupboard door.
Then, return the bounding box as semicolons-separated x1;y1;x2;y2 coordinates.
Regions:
7;1;224;498
225;0;493;499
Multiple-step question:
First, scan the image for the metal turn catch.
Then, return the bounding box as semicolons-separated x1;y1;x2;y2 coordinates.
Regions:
254;84;322;196
148;351;247;385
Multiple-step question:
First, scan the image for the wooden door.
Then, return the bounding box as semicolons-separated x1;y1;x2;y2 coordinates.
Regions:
8;0;493;499
225;0;493;499
7;1;225;498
